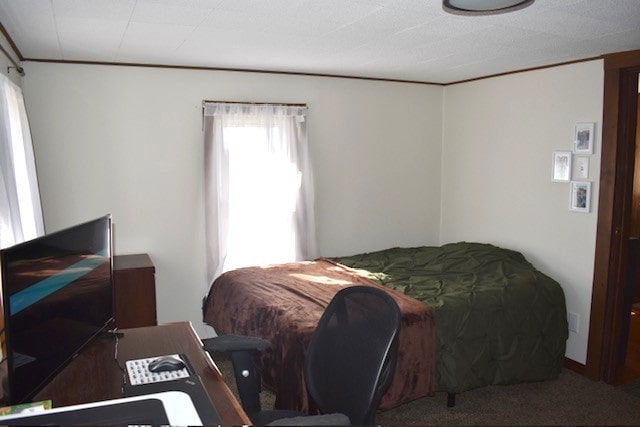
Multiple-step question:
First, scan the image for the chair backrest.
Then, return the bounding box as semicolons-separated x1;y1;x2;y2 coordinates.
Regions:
304;285;401;425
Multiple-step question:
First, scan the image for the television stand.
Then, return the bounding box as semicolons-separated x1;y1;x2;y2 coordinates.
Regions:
34;321;249;425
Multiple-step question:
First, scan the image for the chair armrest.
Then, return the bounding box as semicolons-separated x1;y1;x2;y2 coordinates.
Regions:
203;334;272;415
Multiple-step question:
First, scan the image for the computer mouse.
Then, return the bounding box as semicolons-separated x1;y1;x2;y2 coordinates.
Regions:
147;356;186;373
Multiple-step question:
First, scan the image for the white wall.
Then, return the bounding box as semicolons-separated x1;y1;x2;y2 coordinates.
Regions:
22;62;444;338
0;33;22;85
20;59;606;363
441;60;604;363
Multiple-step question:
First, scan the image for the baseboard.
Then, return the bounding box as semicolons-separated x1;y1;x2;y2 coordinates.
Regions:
564;357;586;374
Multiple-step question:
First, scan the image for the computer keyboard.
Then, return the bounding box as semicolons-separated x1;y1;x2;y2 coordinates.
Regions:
125;354;192;385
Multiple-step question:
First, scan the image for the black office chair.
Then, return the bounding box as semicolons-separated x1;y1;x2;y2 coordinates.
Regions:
203;285;402;426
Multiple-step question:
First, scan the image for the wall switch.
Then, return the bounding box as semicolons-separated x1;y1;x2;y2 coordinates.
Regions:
568;312;579;333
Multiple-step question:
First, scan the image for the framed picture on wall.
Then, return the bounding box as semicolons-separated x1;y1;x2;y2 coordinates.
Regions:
569;181;591;213
574;122;595;154
575;156;589;179
552;151;572;182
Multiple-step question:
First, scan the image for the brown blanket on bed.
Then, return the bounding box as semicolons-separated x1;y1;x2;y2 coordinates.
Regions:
203;258;435;412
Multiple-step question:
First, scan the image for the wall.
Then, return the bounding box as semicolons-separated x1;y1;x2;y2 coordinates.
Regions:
19;58;607;364
21;62;444;338
441;60;604;363
0;33;21;85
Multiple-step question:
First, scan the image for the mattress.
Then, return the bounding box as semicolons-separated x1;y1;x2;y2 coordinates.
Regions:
203;259;435;412
203;241;568;410
332;242;569;393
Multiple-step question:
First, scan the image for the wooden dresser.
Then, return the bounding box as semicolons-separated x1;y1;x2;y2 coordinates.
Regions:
113;253;157;329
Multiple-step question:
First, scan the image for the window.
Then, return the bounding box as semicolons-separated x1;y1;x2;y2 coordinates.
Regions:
0;73;43;249
203;103;317;282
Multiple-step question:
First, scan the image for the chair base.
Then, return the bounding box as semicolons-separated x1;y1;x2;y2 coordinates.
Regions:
266;413;351;426
251;409;305;426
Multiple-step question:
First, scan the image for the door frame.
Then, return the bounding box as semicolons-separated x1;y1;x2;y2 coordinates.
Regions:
586;50;640;381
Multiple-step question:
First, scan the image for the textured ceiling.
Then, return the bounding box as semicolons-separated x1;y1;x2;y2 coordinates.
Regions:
0;0;638;84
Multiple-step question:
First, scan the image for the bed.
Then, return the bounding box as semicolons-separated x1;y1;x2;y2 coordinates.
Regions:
203;242;568;411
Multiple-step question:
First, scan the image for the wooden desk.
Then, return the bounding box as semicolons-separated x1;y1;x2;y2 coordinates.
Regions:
35;321;250;425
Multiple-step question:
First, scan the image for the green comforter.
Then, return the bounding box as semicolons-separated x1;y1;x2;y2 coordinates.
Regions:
332;242;568;393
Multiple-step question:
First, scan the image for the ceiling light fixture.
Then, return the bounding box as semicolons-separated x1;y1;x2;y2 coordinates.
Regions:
443;0;535;15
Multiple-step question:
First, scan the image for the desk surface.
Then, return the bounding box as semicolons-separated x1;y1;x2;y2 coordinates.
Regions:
35;321;250;425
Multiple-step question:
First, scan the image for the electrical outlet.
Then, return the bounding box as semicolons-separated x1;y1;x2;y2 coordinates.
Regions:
568;312;579;333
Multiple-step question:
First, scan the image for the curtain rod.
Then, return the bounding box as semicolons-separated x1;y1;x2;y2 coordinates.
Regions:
201;100;308;130
202;100;307;107
0;43;24;76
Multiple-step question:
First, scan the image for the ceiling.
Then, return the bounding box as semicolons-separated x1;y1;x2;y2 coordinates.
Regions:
0;0;638;84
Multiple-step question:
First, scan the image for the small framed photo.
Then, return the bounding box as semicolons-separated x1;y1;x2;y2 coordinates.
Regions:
574;156;589;179
574;122;595;154
569;181;592;213
552;151;572;182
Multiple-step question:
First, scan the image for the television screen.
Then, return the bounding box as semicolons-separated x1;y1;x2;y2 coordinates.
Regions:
0;215;113;404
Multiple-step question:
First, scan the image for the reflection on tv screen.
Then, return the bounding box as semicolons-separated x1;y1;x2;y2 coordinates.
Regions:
1;215;113;404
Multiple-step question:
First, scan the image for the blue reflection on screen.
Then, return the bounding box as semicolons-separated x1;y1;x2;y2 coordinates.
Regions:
9;251;108;315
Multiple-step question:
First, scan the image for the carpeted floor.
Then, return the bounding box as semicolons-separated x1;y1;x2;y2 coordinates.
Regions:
619;379;640;399
212;355;640;425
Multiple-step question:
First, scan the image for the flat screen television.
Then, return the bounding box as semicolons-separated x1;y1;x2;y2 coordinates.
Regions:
0;215;114;404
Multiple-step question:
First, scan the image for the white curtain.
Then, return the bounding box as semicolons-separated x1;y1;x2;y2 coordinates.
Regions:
203;103;317;284
0;73;44;249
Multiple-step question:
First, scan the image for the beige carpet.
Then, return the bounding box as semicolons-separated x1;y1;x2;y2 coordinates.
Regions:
375;370;640;426
212;354;640;425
